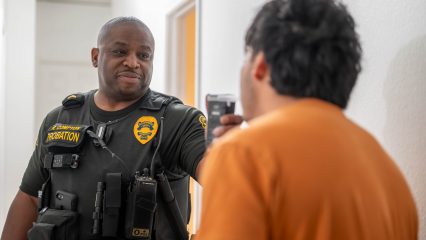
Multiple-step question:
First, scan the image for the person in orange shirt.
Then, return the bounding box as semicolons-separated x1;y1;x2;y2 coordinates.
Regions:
195;0;418;239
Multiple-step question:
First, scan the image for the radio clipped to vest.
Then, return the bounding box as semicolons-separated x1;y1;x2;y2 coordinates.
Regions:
125;168;158;239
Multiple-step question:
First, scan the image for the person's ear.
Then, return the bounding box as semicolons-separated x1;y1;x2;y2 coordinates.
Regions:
251;52;269;81
91;48;99;68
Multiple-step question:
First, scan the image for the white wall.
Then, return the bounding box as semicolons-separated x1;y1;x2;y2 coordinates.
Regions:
199;0;263;114
0;0;6;230
1;0;36;229
35;2;112;131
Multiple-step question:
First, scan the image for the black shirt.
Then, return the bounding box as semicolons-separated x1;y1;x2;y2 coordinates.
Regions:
89;91;145;123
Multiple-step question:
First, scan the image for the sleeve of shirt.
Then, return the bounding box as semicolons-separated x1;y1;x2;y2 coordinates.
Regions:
196;139;270;240
178;107;206;179
20;116;50;197
162;104;206;180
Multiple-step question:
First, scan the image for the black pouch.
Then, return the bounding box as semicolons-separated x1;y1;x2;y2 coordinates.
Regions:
27;208;79;240
44;124;92;154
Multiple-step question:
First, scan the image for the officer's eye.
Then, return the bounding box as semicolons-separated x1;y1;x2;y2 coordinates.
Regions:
139;52;151;60
111;49;127;56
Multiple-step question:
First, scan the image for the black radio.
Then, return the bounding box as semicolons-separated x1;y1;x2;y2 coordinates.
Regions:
124;169;158;239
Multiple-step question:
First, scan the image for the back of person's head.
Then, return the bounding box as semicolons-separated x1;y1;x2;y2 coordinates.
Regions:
245;0;361;108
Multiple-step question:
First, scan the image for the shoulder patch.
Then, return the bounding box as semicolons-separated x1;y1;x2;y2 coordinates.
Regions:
133;116;158;144
198;115;207;129
62;93;85;109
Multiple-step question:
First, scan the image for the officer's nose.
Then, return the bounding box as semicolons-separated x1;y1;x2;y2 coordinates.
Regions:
123;54;140;69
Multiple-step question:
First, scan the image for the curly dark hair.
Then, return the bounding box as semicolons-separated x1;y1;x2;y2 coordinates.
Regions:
245;0;362;108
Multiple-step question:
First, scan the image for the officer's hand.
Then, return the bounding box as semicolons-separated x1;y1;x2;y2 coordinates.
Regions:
212;114;244;138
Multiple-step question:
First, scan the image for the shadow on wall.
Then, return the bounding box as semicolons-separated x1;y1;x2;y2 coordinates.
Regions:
383;35;426;238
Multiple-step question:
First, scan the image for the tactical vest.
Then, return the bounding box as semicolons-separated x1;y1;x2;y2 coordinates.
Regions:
34;90;191;240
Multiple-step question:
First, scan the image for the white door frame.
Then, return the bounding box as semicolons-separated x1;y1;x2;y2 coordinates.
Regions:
165;0;202;108
165;0;203;233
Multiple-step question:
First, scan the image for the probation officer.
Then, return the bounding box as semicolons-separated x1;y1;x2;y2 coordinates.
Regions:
1;16;208;240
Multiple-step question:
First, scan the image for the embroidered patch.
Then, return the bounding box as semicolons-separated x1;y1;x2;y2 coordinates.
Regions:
199;115;207;129
133;116;158;144
46;124;85;144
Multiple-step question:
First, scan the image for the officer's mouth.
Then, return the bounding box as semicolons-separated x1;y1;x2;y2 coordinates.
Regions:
117;72;142;83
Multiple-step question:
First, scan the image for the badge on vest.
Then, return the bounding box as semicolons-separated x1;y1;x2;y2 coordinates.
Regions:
133;116;158;144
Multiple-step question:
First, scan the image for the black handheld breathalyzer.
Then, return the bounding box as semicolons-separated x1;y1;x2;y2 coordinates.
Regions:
206;94;236;146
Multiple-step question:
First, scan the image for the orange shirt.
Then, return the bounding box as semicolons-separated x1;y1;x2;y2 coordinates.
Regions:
196;99;418;240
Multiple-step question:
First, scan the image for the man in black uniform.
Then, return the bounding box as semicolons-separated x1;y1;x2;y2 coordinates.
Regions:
1;17;206;240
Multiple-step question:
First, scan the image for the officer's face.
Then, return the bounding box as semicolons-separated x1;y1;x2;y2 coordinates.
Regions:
92;22;154;101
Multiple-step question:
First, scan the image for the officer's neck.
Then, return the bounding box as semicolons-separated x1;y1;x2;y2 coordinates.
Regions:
94;90;143;112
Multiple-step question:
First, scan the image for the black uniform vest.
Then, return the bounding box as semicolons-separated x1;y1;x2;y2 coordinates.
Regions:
47;90;190;240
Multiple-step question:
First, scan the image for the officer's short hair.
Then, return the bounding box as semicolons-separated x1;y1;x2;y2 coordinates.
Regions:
97;16;154;47
245;0;362;109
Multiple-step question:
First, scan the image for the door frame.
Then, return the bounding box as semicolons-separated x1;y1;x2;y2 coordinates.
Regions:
165;0;202;108
165;0;203;233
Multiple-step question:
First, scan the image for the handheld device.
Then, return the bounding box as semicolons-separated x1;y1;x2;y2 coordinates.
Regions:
206;94;236;146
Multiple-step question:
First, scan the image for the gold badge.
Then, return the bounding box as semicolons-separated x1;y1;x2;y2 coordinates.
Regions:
198;115;207;129
133;116;158;144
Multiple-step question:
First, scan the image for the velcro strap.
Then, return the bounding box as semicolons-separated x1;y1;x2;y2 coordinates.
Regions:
43;153;53;169
102;173;122;237
43;153;79;169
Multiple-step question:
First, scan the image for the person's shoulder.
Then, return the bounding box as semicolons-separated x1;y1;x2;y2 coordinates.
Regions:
43;90;94;124
148;90;182;105
166;102;204;124
61;91;91;109
149;90;202;114
141;90;182;111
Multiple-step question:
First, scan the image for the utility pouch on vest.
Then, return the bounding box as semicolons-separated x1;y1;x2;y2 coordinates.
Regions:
28;208;79;240
44;124;92;154
102;173;122;237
